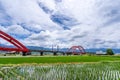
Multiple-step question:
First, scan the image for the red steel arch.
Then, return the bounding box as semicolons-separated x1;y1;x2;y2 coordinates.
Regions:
68;46;86;55
0;30;29;53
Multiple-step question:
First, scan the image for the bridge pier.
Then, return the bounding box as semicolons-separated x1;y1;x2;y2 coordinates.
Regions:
40;52;43;56
66;52;72;56
22;52;26;56
53;52;57;56
62;52;65;55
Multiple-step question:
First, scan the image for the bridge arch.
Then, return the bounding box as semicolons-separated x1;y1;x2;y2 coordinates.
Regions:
0;30;29;53
68;46;86;55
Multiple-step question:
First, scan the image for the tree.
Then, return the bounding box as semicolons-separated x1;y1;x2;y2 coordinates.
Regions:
106;49;114;55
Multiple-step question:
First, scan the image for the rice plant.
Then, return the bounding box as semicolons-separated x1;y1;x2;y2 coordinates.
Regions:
1;62;120;80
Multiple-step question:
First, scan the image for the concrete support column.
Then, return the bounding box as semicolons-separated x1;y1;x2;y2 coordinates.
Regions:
53;52;57;56
62;52;65;55
40;52;43;56
22;52;26;56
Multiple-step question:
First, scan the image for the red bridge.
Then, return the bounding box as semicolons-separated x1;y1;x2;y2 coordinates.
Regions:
0;30;29;55
0;30;86;56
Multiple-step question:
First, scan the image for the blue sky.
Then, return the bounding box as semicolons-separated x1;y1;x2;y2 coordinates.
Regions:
0;0;120;49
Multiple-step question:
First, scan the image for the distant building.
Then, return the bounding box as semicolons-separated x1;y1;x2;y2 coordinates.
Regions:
96;50;106;55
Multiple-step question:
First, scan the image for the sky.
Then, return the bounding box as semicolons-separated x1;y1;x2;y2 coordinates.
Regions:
0;0;120;49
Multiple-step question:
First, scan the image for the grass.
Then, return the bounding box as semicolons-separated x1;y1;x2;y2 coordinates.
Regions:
1;55;120;79
1;62;120;80
0;55;120;64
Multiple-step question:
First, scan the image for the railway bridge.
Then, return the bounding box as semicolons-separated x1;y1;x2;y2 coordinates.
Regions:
0;30;86;56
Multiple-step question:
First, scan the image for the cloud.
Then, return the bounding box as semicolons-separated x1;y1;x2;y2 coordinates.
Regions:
0;0;120;49
0;0;60;28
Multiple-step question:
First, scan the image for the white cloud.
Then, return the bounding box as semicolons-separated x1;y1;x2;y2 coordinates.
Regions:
0;0;120;49
0;0;60;29
0;25;30;35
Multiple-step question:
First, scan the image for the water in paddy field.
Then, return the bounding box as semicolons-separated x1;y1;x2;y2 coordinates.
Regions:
1;62;120;80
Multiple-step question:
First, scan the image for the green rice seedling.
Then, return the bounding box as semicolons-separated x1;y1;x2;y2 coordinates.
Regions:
1;62;120;80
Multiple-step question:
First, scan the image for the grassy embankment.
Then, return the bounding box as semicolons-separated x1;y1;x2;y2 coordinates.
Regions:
0;55;120;64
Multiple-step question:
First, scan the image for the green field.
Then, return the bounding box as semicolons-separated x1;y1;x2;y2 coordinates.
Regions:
0;55;120;64
1;55;120;79
1;62;120;80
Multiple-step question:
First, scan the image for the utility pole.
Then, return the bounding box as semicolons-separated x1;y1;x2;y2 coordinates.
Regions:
52;44;53;51
57;45;59;51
